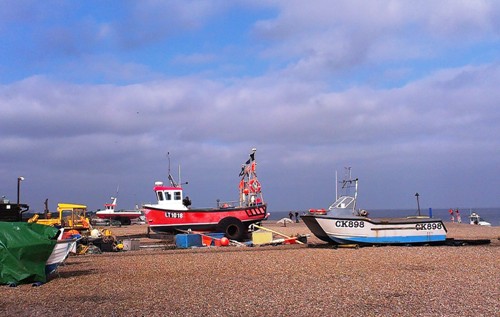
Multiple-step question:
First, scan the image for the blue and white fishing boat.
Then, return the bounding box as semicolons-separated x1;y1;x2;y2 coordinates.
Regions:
302;168;447;245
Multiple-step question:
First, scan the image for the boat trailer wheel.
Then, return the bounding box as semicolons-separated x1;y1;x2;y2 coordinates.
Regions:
217;217;246;241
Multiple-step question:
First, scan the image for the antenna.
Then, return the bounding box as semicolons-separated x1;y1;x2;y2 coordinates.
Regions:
335;170;338;201
178;164;181;187
167;152;171;177
346;166;352;179
111;185;119;203
166;152;184;187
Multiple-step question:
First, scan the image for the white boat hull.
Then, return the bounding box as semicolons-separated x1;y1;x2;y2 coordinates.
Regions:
45;239;78;275
302;215;447;245
96;196;142;225
96;211;142;219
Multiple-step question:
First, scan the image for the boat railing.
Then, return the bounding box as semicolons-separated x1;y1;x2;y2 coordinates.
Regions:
218;200;241;208
217;199;265;209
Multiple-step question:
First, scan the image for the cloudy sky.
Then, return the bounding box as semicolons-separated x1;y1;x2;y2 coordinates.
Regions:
1;1;499;214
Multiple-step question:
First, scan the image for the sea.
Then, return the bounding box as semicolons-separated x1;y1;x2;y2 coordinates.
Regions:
268;207;500;227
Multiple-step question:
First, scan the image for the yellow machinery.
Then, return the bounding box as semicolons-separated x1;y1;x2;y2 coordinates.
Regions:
35;203;90;231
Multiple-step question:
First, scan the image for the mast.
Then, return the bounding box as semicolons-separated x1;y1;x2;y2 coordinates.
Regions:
178;164;181;188
353;176;358;211
167;152;171;179
335;170;338;201
166;152;179;187
238;148;262;207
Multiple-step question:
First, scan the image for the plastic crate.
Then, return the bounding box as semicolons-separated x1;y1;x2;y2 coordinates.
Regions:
175;234;202;248
251;230;273;245
123;239;140;251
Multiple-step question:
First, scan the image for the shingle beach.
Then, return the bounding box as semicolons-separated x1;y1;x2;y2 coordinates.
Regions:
1;222;499;317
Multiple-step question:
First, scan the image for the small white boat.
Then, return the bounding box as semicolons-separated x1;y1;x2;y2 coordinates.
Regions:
96;196;142;225
469;212;491;226
302;168;447;245
45;229;79;276
45;239;78;275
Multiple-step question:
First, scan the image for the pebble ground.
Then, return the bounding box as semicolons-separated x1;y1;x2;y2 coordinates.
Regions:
1;222;498;317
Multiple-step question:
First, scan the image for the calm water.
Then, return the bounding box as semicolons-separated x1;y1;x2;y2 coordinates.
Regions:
269;207;500;226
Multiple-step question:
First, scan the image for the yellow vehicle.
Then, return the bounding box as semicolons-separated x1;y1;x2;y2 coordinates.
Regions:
35;203;90;231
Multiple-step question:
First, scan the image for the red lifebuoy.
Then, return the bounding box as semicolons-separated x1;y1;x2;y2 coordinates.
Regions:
248;179;261;193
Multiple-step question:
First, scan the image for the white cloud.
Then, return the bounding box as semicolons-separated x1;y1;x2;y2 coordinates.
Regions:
1;1;499;211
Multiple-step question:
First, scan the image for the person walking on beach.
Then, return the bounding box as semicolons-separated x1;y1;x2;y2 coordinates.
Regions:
448;208;455;222
289;211;293;220
455;209;461;223
295;211;299;223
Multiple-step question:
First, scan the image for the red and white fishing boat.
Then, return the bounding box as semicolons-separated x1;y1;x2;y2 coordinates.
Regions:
143;148;269;240
96;196;142;225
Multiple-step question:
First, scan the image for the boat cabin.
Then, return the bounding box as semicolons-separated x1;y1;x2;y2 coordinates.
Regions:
0;196;29;222
104;197;117;212
325;171;361;217
153;181;187;210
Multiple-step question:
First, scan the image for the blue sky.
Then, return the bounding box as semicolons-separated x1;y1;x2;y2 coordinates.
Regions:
1;1;499;214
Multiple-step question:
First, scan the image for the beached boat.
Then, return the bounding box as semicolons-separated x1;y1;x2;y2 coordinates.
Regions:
0;222;67;285
0;196;29;222
301;169;447;245
143;149;269;241
45;229;79;276
96;196;142;225
469;212;491;226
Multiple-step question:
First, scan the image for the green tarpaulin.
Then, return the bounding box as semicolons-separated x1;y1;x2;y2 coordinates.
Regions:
0;222;59;285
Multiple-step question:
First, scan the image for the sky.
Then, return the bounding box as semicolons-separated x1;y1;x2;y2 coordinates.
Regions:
1;0;499;214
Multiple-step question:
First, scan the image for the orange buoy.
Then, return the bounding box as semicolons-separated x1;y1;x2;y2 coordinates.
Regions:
220;237;229;246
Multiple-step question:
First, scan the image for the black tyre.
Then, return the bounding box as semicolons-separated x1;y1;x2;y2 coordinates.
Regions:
216;217;246;241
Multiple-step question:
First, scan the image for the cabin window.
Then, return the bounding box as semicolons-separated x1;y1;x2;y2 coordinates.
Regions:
62;210;72;218
335;197;354;208
157;191;164;201
344;198;354;208
165;192;172;200
74;208;86;217
174;191;181;200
